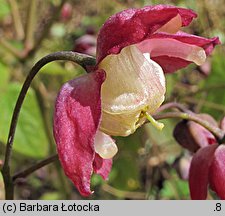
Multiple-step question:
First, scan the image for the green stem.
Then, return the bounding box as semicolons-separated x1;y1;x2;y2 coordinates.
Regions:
1;51;96;200
32;80;71;198
0;37;24;59
7;0;24;40
25;0;36;51
184;97;225;113
27;0;66;58
153;112;225;141
102;184;145;199
32;80;55;153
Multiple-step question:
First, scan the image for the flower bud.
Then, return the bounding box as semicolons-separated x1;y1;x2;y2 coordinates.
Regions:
173;114;217;152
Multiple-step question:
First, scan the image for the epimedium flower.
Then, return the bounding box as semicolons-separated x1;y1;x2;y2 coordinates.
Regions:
189;144;225;200
189;117;225;200
173;114;217;152
174;115;225;199
53;5;220;196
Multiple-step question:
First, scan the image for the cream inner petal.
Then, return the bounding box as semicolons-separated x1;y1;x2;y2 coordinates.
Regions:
98;45;166;114
137;38;206;65
94;131;118;159
156;14;182;34
100;109;142;136
143;53;165;87
98;45;166;136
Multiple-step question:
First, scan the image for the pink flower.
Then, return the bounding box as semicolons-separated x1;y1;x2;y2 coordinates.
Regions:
173;114;217;152
73;34;96;56
53;5;220;196
189;144;225;200
189;117;225;199
60;3;73;21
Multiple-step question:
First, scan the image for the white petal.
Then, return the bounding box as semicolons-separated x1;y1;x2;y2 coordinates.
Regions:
94;131;118;159
98;45;166;136
100;109;142;136
99;45;165;113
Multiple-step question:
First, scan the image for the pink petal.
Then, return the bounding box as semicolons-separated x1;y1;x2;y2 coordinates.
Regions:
97;5;197;63
151;56;191;74
138;32;220;73
209;145;225;199
189;144;218;200
189;122;217;148
93;154;113;180
150;31;220;55
53;70;105;196
173;120;216;152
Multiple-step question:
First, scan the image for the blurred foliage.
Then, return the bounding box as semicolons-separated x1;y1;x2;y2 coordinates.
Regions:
0;83;49;158
0;0;224;200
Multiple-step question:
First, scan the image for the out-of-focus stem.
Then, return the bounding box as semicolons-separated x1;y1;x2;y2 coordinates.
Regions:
32;79;71;198
0;37;24;59
183;97;225;112
156;102;190;113
13;154;58;181
102;184;146;199
25;0;36;51
28;0;66;57
7;0;24;40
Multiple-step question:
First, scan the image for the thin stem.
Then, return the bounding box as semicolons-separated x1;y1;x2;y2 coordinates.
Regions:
7;0;24;40
184;97;225;113
25;0;36;51
0;37;24;59
28;0;66;58
153;112;225;141
102;184;146;199
13;154;58;181
1;51;96;200
32;80;71;198
181;84;225;98
155;102;189;113
32;80;56;153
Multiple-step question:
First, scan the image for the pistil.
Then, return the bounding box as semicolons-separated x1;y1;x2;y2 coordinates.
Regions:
145;112;164;130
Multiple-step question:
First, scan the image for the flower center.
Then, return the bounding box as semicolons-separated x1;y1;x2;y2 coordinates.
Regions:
136;106;164;131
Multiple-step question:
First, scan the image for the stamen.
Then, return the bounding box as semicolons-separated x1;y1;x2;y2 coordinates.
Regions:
145;112;164;130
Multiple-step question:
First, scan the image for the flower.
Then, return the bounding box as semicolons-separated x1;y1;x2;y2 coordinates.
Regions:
173;115;225;199
173;114;217;152
189;117;225;199
189;144;225;199
53;5;220;196
60;3;72;21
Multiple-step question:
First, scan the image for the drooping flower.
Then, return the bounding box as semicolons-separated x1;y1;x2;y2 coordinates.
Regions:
173;114;225;199
189;117;225;199
53;5;220;196
189;143;225;200
173;114;217;152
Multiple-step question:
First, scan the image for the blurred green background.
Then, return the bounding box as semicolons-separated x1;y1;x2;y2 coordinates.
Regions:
0;0;224;200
